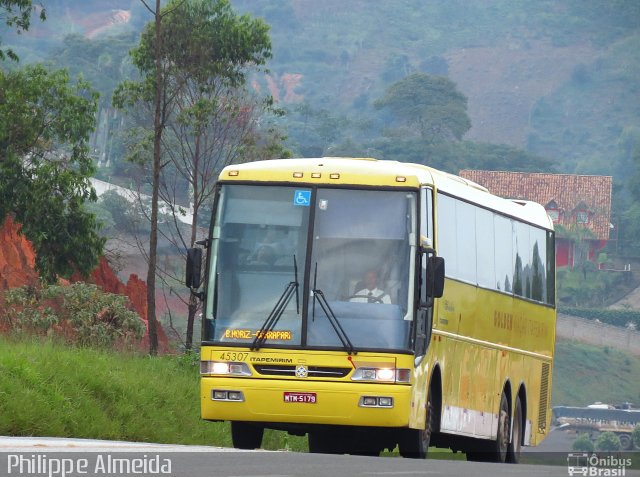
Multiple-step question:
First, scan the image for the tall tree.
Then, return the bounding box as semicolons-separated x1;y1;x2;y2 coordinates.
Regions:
114;0;272;353
375;73;471;144
0;65;103;282
161;90;276;349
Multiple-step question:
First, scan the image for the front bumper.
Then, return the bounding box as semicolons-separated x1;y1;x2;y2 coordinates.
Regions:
201;377;412;428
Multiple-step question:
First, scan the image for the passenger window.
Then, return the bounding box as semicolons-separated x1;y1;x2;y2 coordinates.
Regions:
476;208;495;289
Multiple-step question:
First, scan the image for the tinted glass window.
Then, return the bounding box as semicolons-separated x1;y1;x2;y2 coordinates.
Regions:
456;200;477;284
205;185;311;346
513;221;531;298
494;214;513;293
530;227;547;303
476;208;496;289
307;189;416;350
437;194;457;278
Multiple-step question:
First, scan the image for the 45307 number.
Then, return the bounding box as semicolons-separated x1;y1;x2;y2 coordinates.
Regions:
218;352;248;361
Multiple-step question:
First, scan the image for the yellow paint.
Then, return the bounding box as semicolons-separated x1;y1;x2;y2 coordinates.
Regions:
220;157;426;188
201;349;414;427
203;157;556;449
422;279;555;445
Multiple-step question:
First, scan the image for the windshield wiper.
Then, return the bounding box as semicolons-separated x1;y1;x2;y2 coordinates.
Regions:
251;256;299;351
312;263;356;355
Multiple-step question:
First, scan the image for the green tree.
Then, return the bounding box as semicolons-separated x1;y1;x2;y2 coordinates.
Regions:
627;144;640;203
374;73;471;144
114;0;272;352
111;0;187;355
572;433;595;452
0;65;104;282
156;0;272;349
99;190;133;231
0;0;45;61
595;431;621;452
49;33;138;168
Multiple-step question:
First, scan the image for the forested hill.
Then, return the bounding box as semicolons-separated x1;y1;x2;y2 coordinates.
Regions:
3;0;639;180
230;0;640;178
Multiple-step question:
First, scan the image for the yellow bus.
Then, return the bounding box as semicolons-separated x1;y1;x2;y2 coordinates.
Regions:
186;157;556;462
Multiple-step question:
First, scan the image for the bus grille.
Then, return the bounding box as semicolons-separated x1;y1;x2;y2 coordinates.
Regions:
253;365;351;378
538;362;550;432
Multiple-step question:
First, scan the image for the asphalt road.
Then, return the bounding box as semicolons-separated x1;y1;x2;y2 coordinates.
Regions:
1;436;638;477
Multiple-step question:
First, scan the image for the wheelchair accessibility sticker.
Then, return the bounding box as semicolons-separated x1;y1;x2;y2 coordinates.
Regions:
294;190;311;206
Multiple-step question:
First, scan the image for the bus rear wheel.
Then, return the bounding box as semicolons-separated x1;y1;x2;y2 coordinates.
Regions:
231;421;264;450
506;396;523;463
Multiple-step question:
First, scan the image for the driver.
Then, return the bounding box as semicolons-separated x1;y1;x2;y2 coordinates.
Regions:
350;270;391;304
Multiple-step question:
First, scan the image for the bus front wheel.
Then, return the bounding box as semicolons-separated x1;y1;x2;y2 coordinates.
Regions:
399;387;434;458
494;392;510;463
231;421;264;450
466;393;510;463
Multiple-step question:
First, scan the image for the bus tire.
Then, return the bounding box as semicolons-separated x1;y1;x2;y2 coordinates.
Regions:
467;393;510;463
399;386;434;458
494;392;510;463
506;396;523;463
231;421;264;450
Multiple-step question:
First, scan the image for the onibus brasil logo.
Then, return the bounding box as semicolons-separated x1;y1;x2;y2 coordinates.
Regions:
567;453;633;476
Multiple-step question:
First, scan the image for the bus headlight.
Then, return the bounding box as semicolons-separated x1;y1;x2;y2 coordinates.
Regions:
351;367;411;383
200;361;252;376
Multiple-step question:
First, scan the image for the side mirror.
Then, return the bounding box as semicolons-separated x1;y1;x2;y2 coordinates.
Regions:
186;247;203;289
426;256;445;299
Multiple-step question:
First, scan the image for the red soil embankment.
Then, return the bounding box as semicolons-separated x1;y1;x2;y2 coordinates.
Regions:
0;216;168;351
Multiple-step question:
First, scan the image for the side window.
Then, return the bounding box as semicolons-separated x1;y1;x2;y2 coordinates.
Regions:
530;227;547;303
513;221;531;298
437;194;457;278
456;200;477;284
494;215;513;293
436;192;553;305
476;208;495;289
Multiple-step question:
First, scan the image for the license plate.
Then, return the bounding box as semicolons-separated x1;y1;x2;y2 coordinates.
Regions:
284;392;317;403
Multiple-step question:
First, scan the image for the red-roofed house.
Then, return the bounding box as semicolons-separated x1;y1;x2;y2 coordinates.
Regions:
459;170;613;268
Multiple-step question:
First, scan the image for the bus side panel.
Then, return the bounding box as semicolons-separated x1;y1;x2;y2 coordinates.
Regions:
510;292;555;446
433;279;555;444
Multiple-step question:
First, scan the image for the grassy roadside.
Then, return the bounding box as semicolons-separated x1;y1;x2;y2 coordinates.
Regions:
552;339;640;406
1;337;638;453
0;337;307;451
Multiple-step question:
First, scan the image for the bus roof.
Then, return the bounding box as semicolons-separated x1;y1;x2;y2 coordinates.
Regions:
221;157;554;230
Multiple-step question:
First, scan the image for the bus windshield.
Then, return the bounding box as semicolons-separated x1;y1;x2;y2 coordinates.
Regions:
204;184;417;352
